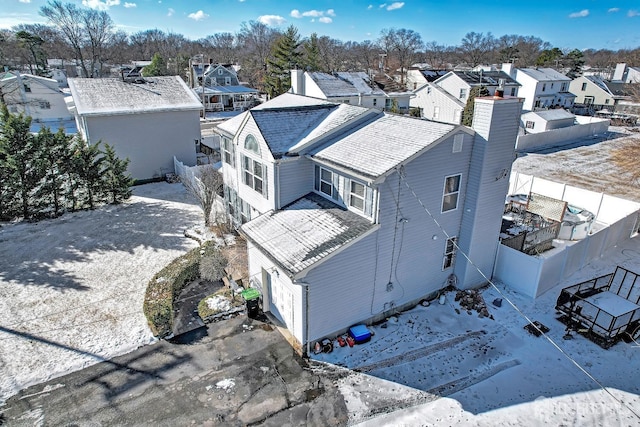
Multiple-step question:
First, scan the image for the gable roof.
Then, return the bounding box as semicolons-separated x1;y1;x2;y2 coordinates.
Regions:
518;68;571;82
309;72;360;97
310;114;459;181
450;70;520;87
241;192;377;278
523;109;575;121
68;76;203;116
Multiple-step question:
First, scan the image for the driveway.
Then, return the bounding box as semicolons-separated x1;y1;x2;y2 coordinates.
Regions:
0;315;347;426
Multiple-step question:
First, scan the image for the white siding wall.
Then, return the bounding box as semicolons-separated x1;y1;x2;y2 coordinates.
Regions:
84;109;199;180
277;157;314;208
569;77;613;106
301;131;475;340
302;75;328;99
514;72;537;111
410;85;463;124
437;74;468;103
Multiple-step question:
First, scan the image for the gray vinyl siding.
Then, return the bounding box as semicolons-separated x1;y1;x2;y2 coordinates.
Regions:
302;131;474;340
410;84;464;124
456;98;523;288
277;157;314;208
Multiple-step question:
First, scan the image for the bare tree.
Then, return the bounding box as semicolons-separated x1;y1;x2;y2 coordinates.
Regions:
199;245;228;282
236;21;280;89
383;28;423;83
457;32;496;67
182;165;224;227
201;33;237;64
40;1;89;77
83;8;114;76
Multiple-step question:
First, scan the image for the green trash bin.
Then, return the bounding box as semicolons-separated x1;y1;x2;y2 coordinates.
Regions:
241;288;261;318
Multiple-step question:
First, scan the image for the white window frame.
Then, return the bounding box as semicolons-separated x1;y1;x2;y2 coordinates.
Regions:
459;88;467;99
225;76;232;85
452;134;463;153
222;137;235;167
315;165;338;200
442;174;461;213
581;82;587;91
525;121;535;129
349;180;366;212
433;106;440;120
241;154;266;197
443;236;457;270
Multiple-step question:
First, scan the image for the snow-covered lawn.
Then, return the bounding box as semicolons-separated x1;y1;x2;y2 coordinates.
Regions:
0;182;202;403
312;236;640;425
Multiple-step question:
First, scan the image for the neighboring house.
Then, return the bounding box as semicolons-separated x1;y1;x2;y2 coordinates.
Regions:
216;92;523;353
569;75;630;113
503;64;575;111
290;70;412;113
410;70;519;124
612;63;640;83
191;63;259;113
66;75;202;181
0;71;74;130
405;68;448;91
520;110;576;134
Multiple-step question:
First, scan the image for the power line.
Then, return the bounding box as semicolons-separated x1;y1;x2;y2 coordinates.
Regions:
398;171;640;422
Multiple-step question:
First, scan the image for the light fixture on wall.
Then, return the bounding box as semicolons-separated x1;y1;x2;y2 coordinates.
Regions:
432;235;438;240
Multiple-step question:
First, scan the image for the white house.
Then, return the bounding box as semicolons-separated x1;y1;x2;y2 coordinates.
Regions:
67;75;202;181
290;70;412;113
569;75;630;113
216;92;523;353
410;70;520;123
520;109;576;134
612;63;640;83
0;71;74;131
405;68;448;91
503;64;575;112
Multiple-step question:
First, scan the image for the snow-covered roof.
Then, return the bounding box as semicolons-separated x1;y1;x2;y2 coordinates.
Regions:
310;114;458;181
518;68;571;82
240;192;376;278
336;72;386;96
523;109;575;121
309;72;360;97
67;76;203;116
216;110;248;136
193;85;258;95
0;72;60;91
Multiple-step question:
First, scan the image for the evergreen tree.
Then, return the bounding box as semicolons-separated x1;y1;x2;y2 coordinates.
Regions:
72;138;104;209
101;143;132;204
142;53;168;77
564;49;585;78
462;86;490;127
0;107;44;219
301;33;320;72
263;25;301;98
36;127;72;217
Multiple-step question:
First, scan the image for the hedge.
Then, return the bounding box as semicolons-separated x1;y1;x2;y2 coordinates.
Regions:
143;241;219;337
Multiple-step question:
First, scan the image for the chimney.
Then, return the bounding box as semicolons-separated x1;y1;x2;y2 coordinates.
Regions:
501;63;514;78
612;63;627;82
290;69;305;95
454;96;524;289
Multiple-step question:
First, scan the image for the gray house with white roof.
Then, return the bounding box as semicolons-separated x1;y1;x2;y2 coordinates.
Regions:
67;76;202;181
216;92;523;353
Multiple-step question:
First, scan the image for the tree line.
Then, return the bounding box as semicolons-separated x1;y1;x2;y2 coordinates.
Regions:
0;106;132;221
1;1;639;94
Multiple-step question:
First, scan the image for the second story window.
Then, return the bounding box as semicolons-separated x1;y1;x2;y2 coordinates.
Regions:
315;165;338;200
525;121;535;129
349;180;365;211
510;87;516;96
561;83;568;91
442;174;461;212
542;83;546;92
242;154;266;197
244;134;260;154
459;88;467;99
222;137;235;167
581;82;587;91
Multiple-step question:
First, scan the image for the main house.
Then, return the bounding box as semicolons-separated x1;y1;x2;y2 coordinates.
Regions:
67;75;202;181
216;92;523;353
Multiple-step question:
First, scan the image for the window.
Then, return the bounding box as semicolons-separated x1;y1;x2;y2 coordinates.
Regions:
433;106;440;119
23;84;31;93
427;86;431;94
581;82;587;91
605;99;610;105
242;155;266;196
373;98;377;106
244;134;260;154
459;88;467;99
413;83;417;90
218;69;223;75
442;174;461;212
222;137;235;167
39;101;51;109
443;237;457;270
550;83;554;89
561;83;568;91
525;121;535;129
225;76;231;85
349;180;365;211
315;166;338;200
542;83;546;92
510;87;516;96
534;100;541;109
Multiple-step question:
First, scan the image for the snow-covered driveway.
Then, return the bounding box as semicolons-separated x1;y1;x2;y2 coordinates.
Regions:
0;183;202;403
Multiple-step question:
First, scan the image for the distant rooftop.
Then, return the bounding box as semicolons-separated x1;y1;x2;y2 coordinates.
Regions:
518;68;571;82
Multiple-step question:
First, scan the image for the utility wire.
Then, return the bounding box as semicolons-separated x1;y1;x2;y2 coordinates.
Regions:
399;171;640;421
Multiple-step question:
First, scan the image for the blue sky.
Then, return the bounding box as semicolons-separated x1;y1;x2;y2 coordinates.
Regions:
2;0;640;51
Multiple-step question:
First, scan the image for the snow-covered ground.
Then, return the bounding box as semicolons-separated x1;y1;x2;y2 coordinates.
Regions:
0;182;202;403
312;236;640;426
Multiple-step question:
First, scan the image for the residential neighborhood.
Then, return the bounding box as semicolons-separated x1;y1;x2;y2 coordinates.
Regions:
2;2;640;425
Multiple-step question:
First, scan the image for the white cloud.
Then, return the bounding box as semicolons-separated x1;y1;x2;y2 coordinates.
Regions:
124;2;136;8
167;7;174;16
290;8;335;21
379;3;386;8
367;5;373;10
19;0;31;4
608;8;620;13
386;2;404;10
628;10;639;17
327;9;335;17
258;15;286;26
319;17;332;23
291;9;302;18
188;10;209;21
82;0;120;10
568;9;589;18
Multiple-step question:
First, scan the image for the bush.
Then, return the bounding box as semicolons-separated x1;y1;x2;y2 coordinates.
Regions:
143;245;203;337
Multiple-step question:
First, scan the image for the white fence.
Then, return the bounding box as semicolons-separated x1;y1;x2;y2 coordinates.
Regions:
494;172;640;298
515;117;610;152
